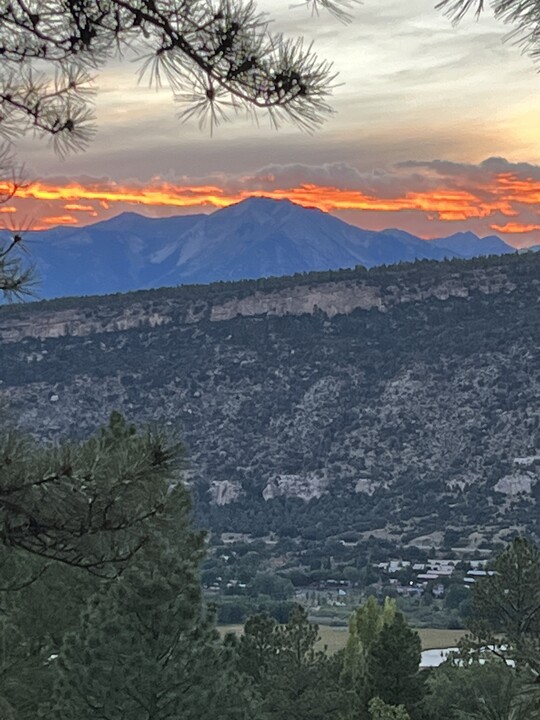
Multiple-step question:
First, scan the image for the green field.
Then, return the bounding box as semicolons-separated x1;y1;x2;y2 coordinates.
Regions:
218;624;466;652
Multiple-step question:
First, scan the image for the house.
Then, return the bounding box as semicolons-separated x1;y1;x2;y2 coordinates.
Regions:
464;569;496;584
418;572;440;581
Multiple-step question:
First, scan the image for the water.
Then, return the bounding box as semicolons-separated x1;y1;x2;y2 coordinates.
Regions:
420;647;458;667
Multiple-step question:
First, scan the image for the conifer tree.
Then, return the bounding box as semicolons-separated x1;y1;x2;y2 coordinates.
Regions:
0;549;99;720
465;537;540;674
426;539;540;720
369;612;423;713
0;0;354;181
438;0;540;67
234;606;346;720
0;228;33;300
1;413;237;719
0;412;181;574
426;661;539;720
46;483;252;720
1;512;124;719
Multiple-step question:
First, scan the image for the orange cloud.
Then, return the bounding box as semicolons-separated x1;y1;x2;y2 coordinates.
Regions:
64;203;97;213
40;215;79;226
0;205;16;213
3;181;230;210
272;184;509;220
494;173;540;205
491;222;540;234
0;163;539;242
0;179;515;222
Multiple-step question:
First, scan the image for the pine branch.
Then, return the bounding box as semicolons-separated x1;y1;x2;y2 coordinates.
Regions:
0;417;184;576
437;0;540;61
0;0;352;159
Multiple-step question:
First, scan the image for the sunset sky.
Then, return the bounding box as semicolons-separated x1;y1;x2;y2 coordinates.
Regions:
5;0;540;247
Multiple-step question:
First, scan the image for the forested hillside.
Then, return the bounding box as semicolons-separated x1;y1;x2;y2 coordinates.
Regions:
1;253;539;549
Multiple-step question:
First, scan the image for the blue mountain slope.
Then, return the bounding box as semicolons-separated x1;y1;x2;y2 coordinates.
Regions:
0;198;515;298
9;213;204;297
430;231;514;259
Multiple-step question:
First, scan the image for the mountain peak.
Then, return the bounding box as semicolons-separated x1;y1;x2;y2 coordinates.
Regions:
431;231;513;259
241;196;292;206
234;196;296;208
217;196;327;220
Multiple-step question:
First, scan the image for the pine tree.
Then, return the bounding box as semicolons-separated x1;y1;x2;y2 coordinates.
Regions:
439;0;540;68
0;550;100;720
46;486;252;720
466;537;540;673
426;660;540;720
0;0;352;179
0;412;180;574
0;412;189;718
369;612;423;712
234;606;347;720
0;230;34;300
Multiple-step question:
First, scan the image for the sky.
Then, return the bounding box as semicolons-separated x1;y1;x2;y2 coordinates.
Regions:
4;0;540;247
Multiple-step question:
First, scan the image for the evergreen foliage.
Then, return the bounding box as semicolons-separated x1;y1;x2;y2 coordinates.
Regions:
0;412;180;573
0;0;350;178
426;661;539;720
463;537;540;674
0;552;99;719
233;606;348;720
439;0;540;69
0;233;34;301
426;538;540;720
370;613;423;712
47;536;251;719
342;597;422;716
0;413;243;719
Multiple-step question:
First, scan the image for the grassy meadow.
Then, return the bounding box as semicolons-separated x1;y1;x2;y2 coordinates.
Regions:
218;624;467;652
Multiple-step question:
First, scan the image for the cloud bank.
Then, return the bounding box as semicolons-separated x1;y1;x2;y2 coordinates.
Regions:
2;157;540;246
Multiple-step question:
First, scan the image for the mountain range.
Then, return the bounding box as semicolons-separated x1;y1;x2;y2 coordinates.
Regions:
3;197;515;299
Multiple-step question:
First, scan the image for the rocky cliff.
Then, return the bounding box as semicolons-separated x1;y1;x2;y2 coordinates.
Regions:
0;262;518;343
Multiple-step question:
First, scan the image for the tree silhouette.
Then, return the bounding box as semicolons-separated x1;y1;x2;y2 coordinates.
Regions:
0;0;355;160
438;0;540;64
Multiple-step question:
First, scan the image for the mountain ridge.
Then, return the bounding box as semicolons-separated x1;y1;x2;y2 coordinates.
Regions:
0;252;521;344
1;252;538;553
2;198;515;299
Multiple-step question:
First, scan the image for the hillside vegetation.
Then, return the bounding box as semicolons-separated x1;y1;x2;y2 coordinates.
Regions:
1;253;539;549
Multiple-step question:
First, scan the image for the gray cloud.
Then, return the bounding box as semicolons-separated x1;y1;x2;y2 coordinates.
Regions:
399;157;540;183
10;0;540;200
